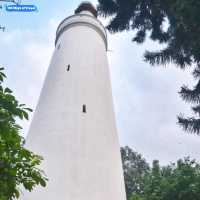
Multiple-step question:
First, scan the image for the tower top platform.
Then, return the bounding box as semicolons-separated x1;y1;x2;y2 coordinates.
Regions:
75;1;97;18
55;1;107;49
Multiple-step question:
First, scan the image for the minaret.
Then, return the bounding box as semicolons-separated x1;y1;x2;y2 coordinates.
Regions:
23;2;126;200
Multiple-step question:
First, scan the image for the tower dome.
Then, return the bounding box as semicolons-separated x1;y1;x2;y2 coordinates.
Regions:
75;1;97;17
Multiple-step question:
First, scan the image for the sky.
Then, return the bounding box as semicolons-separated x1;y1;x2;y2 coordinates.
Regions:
0;0;199;165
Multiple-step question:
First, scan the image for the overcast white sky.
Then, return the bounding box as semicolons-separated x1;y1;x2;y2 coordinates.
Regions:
0;0;199;165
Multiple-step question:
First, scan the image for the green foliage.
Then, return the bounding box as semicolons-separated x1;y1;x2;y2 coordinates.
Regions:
121;146;149;199
0;68;47;200
98;0;200;135
130;158;200;200
121;147;200;200
129;194;144;200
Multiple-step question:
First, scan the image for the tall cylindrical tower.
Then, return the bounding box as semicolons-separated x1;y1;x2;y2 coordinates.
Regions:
23;2;126;200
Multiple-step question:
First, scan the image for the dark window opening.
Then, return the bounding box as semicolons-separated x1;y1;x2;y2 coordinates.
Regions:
82;105;86;113
67;65;70;71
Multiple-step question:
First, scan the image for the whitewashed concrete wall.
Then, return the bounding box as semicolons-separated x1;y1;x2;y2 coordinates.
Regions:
22;11;126;200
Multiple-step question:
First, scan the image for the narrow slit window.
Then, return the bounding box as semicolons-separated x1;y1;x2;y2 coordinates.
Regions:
82;105;86;113
67;65;70;71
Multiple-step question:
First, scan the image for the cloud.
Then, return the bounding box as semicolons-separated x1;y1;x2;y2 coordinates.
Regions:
107;31;200;165
0;18;59;135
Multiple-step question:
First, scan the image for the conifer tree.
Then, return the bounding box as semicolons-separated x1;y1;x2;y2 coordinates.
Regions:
98;0;200;134
121;146;149;199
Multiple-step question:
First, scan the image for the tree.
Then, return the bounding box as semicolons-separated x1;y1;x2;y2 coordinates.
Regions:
121;146;149;199
0;68;47;200
131;157;200;200
121;146;200;200
97;0;200;135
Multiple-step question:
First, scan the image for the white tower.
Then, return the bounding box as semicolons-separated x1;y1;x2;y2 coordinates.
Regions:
23;2;126;200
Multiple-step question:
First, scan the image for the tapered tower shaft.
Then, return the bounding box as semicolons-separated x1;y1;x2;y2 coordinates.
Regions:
23;2;126;200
